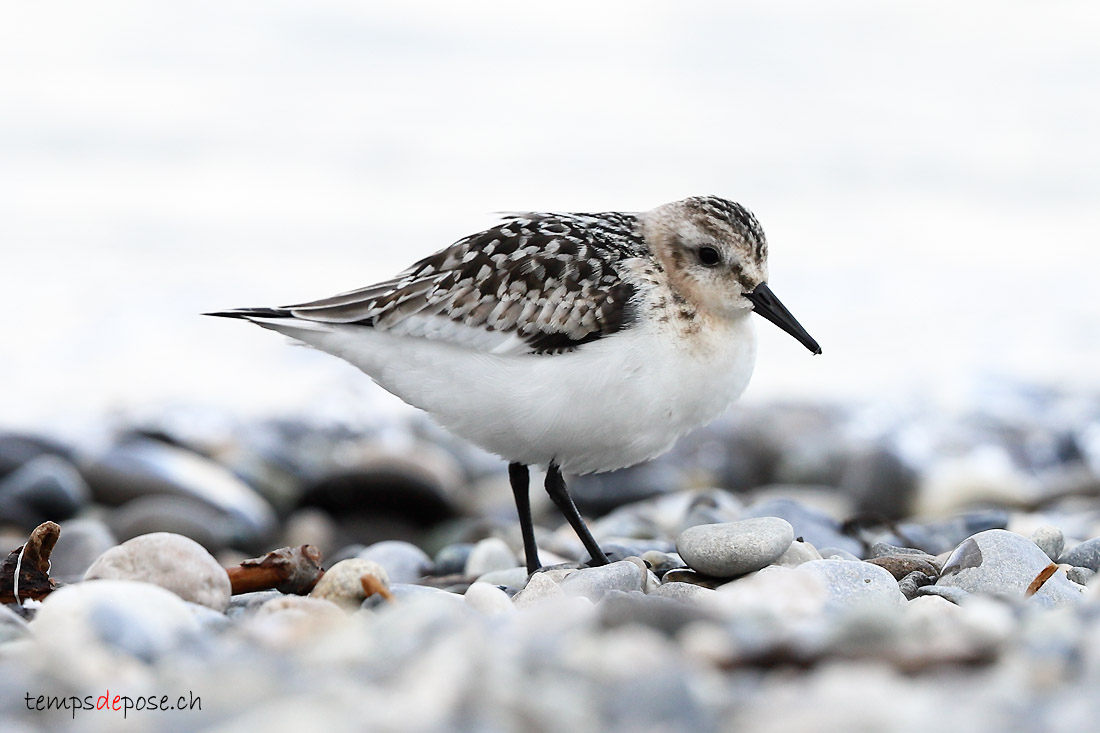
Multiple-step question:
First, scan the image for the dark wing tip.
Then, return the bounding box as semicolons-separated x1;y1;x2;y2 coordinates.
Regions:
203;307;292;320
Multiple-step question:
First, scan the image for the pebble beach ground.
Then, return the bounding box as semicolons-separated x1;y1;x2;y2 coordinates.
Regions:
2;389;1100;732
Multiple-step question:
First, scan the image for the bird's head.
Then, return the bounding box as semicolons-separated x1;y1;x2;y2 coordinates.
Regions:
645;195;821;354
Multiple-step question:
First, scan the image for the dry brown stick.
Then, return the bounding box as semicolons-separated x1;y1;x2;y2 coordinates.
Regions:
0;521;61;604
225;544;325;595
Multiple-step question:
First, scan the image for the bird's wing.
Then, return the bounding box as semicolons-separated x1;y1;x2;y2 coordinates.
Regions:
215;212;646;355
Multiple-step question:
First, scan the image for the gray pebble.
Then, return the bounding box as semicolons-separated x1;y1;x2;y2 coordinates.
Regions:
641;550;687;578
797;559;904;612
433;543;475;576
773;538;823;567
49;518;117;583
916;585;972;605
84;532;232;611
82;438;277;548
559;560;644;602
647;581;717;605
464;537;519;576
512;572;564;608
742;497;862;557
32;580;201;662
475;566;530;591
819;547;862;561
0;455;88;525
938;529;1085;607
1031;525;1065;562
1068;566;1095;585
226;590;285;619
1061;537;1100;571
898;571;936;600
676;517;794;577
361;583;466;611
357;540;433;584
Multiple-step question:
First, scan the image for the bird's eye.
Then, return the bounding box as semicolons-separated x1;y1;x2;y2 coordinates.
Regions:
698;246;721;266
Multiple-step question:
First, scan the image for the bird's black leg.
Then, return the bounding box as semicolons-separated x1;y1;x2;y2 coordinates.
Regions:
509;462;541;574
544;462;610;567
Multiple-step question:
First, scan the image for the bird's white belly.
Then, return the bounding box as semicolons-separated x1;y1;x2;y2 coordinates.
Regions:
289;316;758;474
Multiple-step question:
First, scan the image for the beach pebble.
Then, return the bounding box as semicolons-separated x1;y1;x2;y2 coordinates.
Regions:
774;537;823;567
796;559;904;612
559;560;645;602
245;596;347;646
310;558;390;610
512;572;564;608
464;581;516;614
49;518;117;583
475;566;530;591
676;517;794;577
1061;537;1100;571
361;583;466;611
937;529;1085;607
32;580;200;662
465;537;519;576
898;571;936;600
647;581;717;605
0;455;89;526
433;543;475;576
226;590;285;619
742;497;862;557
82;438;278;549
356;540;433;584
84;532;232;611
1031;525;1065;562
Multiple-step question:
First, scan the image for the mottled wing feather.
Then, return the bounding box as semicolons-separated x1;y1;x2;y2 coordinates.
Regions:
281;212;646;355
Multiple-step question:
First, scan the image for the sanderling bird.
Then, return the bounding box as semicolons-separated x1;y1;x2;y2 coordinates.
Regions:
208;195;820;573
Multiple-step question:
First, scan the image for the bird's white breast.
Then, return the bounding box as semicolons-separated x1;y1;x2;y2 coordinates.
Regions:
279;311;758;474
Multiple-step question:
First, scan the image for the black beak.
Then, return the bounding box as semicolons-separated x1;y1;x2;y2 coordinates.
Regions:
745;283;822;355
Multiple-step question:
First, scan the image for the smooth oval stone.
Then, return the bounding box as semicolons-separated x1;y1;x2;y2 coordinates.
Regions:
938;529;1085;607
433;543;475;576
647;581;717;605
356;540;433;584
360;583;467;611
1031;525;1065;562
898;570;936;600
0;455;89;526
676;517;794;577
82;438;277;550
464;581;515;615
559;560;644;602
84;532;232;611
742;497;862;557
226;590;285;619
795;559;904;612
50;518;117;583
1061;537;1100;571
464;537;519;576
32;580;201;662
512;572;564;608
310;558;390;610
773;538;823;567
0;433;75;484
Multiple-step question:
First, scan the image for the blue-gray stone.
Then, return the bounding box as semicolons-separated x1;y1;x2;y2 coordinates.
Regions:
357;540;433;584
676;517;794;578
1061;537;1100;571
